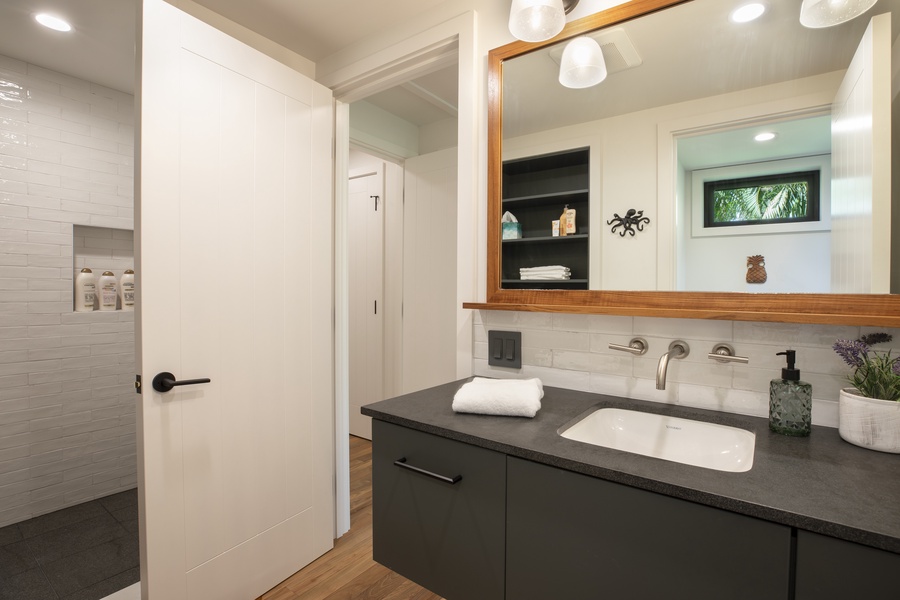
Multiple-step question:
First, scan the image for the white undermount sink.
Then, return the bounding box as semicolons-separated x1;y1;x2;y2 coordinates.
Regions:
559;408;755;473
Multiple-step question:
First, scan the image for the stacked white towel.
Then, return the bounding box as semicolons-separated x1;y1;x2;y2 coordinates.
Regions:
452;377;544;418
520;265;571;281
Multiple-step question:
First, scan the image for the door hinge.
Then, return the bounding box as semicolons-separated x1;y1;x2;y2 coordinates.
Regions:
135;374;142;395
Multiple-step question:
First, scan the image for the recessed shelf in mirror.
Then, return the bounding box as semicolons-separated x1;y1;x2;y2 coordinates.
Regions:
501;147;590;290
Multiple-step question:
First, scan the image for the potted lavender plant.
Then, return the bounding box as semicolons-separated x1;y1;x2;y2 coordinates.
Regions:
832;333;900;453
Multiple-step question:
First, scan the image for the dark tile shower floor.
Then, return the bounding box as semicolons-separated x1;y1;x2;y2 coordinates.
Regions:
0;489;139;600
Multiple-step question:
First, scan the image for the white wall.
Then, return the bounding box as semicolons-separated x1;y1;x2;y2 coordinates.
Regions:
893;34;900;293
402;147;459;393
831;15;892;294
0;55;136;527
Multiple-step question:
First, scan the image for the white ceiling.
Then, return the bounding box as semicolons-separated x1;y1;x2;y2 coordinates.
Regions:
0;0;137;93
677;115;832;172
0;0;457;118
189;0;450;63
1;0;895;135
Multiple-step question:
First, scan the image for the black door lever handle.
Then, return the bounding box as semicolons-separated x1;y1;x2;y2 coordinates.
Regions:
152;371;211;393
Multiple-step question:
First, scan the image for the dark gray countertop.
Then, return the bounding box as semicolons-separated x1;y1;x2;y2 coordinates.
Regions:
361;379;900;554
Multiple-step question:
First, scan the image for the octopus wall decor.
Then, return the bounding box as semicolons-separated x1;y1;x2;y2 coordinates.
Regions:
607;208;650;237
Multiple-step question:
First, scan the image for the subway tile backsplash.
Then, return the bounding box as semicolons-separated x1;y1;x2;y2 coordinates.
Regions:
0;54;134;528
474;311;900;429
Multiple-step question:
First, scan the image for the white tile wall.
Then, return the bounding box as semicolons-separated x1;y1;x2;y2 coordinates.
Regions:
0;55;135;528
474;310;900;429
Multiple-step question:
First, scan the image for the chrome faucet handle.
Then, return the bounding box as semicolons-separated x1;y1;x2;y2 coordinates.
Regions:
608;337;648;356
708;343;749;364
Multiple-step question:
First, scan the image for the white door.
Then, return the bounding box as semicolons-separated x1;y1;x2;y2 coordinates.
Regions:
348;169;384;439
402;148;458;393
830;13;891;293
136;1;334;599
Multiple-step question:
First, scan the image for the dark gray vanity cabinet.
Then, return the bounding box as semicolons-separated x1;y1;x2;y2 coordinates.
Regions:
795;531;900;599
506;457;792;600
371;420;506;600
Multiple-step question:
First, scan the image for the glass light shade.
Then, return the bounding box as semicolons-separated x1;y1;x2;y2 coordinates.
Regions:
799;0;878;28
559;37;608;89
509;0;566;43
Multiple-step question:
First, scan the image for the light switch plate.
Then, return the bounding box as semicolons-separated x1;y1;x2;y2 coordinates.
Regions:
487;330;522;369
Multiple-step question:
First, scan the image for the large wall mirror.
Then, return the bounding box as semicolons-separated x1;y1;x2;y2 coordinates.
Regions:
470;0;900;325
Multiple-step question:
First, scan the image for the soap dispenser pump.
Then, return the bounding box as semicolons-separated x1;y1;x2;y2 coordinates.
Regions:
769;350;812;436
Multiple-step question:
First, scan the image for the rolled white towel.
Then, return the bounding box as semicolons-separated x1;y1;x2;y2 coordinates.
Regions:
452;377;543;418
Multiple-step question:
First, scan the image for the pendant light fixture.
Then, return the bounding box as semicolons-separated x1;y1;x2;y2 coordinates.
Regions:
559;36;607;89
509;0;580;43
799;0;878;28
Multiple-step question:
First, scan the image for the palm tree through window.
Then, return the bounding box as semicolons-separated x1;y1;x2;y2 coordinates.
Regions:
703;170;820;228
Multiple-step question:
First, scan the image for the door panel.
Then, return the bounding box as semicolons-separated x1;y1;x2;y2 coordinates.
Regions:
137;1;334;598
349;170;384;440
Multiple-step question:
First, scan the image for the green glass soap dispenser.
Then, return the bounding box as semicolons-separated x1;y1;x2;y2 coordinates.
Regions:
769;350;812;436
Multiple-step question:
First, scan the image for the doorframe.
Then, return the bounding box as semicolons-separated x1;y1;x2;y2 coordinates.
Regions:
327;11;478;537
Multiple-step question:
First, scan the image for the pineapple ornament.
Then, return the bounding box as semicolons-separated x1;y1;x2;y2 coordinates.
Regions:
746;255;767;284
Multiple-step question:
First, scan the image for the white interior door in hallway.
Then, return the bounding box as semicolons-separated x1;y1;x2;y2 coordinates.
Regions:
349;168;385;440
136;1;334;598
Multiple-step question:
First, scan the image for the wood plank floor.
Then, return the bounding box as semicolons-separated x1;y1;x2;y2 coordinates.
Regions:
258;436;443;600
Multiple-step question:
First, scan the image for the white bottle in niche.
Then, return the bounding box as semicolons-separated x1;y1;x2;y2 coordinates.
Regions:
74;268;96;312
119;269;135;311
98;271;118;311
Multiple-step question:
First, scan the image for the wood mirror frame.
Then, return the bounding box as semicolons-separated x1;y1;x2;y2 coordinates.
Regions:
463;0;900;327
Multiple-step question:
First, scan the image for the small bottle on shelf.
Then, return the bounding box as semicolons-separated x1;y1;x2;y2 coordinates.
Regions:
119;269;135;311
74;268;96;312
98;271;118;311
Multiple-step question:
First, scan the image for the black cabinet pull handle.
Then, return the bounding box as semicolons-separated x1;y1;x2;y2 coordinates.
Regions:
393;457;462;484
152;371;211;393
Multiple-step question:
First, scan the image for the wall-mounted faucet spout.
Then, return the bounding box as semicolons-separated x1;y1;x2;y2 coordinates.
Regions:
657;340;689;390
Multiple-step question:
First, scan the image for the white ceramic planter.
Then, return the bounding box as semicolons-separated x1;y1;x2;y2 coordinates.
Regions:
838;388;900;453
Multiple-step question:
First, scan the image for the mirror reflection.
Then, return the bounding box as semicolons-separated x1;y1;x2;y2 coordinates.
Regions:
500;0;898;294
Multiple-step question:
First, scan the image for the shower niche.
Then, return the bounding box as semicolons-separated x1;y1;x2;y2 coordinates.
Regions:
72;225;135;312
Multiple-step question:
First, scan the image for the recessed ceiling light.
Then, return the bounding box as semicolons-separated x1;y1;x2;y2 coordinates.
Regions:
754;132;777;142
35;13;72;32
731;3;766;23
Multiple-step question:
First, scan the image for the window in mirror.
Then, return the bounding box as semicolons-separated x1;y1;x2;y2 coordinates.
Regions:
704;170;821;228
